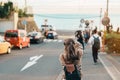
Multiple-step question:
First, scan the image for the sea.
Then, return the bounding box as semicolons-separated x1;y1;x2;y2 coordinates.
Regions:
33;14;120;31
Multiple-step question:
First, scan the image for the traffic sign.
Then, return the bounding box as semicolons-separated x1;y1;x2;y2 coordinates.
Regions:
80;19;84;23
22;20;27;25
102;17;110;26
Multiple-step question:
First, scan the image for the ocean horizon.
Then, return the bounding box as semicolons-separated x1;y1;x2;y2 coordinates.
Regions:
34;14;120;31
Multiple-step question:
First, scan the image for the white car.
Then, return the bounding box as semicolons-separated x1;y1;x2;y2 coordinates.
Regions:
46;31;58;39
28;31;44;43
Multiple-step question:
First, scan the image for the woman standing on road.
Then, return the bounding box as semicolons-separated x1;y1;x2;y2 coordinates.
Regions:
59;38;83;80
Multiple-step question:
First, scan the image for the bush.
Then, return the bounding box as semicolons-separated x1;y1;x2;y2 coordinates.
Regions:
105;32;120;54
18;9;33;18
0;1;13;18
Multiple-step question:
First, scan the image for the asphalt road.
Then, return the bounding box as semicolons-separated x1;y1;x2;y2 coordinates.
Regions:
0;38;120;80
0;39;64;80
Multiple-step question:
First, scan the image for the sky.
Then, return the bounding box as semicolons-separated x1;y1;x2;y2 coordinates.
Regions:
1;0;120;14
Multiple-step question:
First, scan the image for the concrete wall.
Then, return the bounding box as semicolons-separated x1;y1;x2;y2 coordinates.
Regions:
0;21;14;32
0;12;18;33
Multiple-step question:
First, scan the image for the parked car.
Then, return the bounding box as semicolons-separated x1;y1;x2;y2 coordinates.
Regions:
4;29;30;49
0;36;11;54
46;31;58;39
27;31;44;43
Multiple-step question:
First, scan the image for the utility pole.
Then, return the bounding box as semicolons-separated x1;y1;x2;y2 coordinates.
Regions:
106;0;109;16
99;8;102;31
24;0;27;13
101;0;110;52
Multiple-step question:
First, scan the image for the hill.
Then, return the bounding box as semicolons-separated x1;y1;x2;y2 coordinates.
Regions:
17;17;40;32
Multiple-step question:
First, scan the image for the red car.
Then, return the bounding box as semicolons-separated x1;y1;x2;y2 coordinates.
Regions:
4;29;30;49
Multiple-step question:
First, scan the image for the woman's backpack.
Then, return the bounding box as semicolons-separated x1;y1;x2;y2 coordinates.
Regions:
64;64;81;80
93;36;100;49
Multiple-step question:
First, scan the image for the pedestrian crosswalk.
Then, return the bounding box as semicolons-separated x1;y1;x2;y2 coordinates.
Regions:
43;39;63;43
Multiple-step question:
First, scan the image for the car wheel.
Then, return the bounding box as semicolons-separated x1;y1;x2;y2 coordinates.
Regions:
7;47;11;54
27;43;30;48
19;44;22;50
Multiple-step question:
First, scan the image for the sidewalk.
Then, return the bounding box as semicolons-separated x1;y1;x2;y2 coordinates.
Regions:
56;45;120;80
108;54;120;72
82;46;112;80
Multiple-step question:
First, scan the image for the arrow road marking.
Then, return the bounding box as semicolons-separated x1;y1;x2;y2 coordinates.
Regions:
20;55;43;72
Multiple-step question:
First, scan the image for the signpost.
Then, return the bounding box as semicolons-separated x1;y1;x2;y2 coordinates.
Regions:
79;19;84;31
22;20;27;31
102;17;110;26
80;18;84;23
101;15;110;52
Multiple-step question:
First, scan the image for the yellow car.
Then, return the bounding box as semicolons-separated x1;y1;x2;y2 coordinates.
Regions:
0;36;11;54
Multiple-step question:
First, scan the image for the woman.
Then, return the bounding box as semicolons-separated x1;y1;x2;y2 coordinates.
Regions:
59;38;83;80
75;30;84;50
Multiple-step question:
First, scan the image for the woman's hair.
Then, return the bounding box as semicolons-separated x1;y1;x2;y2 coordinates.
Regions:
64;38;78;63
75;30;83;38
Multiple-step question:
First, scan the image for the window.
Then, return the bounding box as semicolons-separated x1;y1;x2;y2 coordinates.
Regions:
5;32;18;37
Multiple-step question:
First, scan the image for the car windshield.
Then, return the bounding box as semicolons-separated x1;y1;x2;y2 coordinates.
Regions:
5;32;18;37
28;32;37;36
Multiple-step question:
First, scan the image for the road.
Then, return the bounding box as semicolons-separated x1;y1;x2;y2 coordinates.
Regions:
0;39;64;80
0;38;120;80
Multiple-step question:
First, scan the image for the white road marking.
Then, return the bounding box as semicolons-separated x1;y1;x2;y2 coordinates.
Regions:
53;40;57;42
99;53;120;80
58;40;63;42
43;39;63;43
43;39;47;42
20;55;43;72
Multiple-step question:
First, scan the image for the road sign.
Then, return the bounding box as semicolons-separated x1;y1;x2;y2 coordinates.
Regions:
22;20;27;25
102;17;110;26
80;19;84;23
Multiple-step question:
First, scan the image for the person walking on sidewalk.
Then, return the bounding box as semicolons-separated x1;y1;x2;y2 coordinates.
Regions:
88;29;102;64
75;30;84;50
59;38;83;80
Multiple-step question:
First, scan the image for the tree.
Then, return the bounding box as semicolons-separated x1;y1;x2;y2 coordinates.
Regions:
0;1;13;18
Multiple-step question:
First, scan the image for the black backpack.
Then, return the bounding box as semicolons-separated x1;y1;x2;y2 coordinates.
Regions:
64;64;81;80
93;36;100;49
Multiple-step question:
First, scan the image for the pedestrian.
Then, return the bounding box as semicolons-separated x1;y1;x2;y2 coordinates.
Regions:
75;30;84;50
88;29;102;64
84;30;90;44
59;38;83;80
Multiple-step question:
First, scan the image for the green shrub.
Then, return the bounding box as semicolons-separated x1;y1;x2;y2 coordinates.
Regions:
0;1;13;18
105;32;120;54
18;9;33;18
